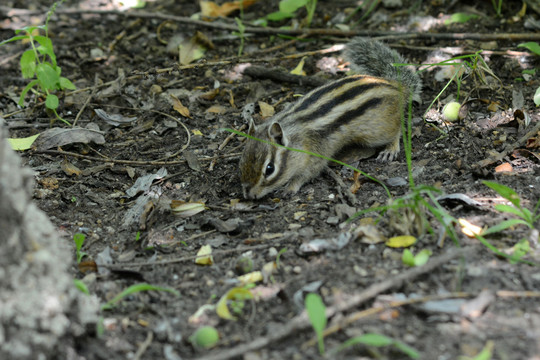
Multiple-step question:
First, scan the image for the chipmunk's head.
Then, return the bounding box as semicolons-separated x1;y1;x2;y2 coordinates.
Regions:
239;119;291;199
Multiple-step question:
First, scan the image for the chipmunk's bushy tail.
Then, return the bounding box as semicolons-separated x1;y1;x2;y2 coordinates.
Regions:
344;37;422;102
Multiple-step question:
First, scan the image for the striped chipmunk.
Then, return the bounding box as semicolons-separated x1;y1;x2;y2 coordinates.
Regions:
239;37;422;199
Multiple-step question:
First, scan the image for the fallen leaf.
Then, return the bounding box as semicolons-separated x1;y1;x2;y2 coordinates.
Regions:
459;218;483;238
61;159;82;176
171;200;206;217
200;0;257;17
216;287;253;320
206;104;228;114
386;235;417;248
94;108;137;127
34;127;105;151
7;133;40;151
170;94;191;118
195;244;213;265
495;162;513;173
258;101;275;118
179;32;210;65
290;56;306;76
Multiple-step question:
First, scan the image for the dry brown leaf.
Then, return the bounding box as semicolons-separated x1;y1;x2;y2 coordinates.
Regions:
61;159;82;176
526;132;540;149
200;0;257;17
495;162;513;173
258;101;275;119
206;105;228;114
170;94;191;118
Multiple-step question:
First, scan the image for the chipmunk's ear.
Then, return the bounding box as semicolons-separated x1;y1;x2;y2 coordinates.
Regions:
247;118;256;136
269;122;287;146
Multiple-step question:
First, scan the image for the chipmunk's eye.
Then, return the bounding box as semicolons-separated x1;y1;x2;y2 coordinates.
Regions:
265;162;275;177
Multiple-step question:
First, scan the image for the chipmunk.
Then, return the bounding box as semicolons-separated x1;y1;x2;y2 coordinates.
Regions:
239;37;422;199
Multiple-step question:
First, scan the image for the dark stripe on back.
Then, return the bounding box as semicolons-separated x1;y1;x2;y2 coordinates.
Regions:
294;76;364;113
295;82;388;124
321;97;383;134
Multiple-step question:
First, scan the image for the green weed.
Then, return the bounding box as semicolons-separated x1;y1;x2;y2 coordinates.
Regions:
265;0;318;27
101;283;179;311
0;0;75;125
73;233;87;263
329;333;419;358
305;293;327;355
491;0;503;16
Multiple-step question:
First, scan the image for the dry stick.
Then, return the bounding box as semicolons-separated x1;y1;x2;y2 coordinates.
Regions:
3;6;540;41
36;148;240;166
73;74;99;127
208;124;246;171
133;331;153;360
475;117;540;169
101;243;273;268
194;246;472;360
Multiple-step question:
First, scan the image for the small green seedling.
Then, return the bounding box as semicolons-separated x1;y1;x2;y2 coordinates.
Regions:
100;283;179;311
73;233;87;263
402;249;432;267
444;13;479;25
305;293;327;355
265;0;318;27
275;247;287;268
473;181;540;265
329;333;419;358
233;17;246;56
482;181;540;233
0;1;75;125
491;0;503;16
73;279;90;295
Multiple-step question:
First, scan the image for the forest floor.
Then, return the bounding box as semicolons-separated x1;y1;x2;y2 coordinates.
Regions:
1;0;540;359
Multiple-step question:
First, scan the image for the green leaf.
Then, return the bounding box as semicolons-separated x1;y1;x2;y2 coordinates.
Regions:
18;79;39;106
402;249;415;266
34;35;56;66
7;133;40;151
306;293;326;333
305;293;327;354
74;279;90;295
332;333;419;359
59;77;76;90
16;25;46;34
101;283;179;311
413;249;432;266
0;35;30;46
535;86;540;106
280;0;309;13
267;11;295;21
482;219;531;235
73;233;86;252
353;333;394;346
493;204;526;219
20;50;36;78
444;13;479;24
483;181;521;207
518;42;540;56
45;93;59;110
510;238;530;264
36;62;60;90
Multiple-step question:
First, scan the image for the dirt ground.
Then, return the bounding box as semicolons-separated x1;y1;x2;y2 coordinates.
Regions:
1;0;540;359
